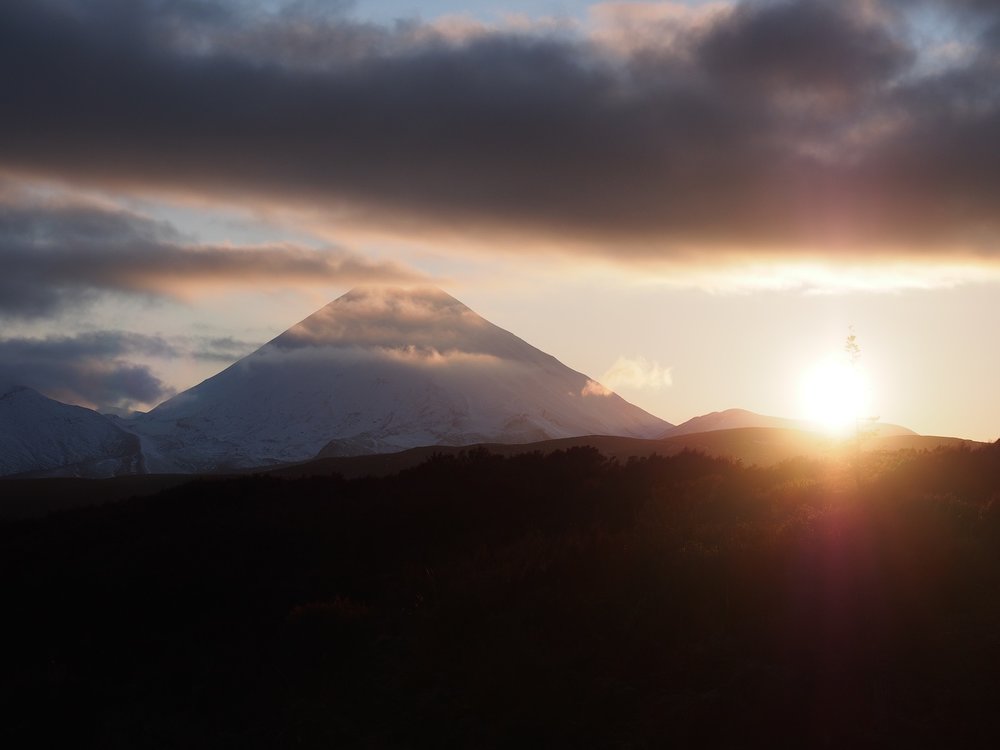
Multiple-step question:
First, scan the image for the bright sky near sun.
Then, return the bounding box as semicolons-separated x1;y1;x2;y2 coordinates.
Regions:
2;0;1000;441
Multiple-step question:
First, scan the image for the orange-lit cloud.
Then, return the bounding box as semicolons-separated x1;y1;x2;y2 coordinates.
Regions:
581;379;613;397
588;1;733;55
598;355;673;392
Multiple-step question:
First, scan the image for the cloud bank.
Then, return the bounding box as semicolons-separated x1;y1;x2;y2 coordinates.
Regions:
0;329;267;411
0;197;423;318
0;333;176;411
0;0;999;264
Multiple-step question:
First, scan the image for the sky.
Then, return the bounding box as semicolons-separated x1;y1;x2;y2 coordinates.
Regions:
2;0;999;440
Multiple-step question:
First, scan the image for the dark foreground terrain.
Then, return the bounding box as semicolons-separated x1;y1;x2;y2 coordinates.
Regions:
5;443;1000;748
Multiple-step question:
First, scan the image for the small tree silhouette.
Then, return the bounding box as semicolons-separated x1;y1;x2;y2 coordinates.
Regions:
844;328;861;367
845;326;878;489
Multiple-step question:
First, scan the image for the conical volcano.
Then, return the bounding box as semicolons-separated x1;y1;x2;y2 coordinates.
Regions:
133;287;671;471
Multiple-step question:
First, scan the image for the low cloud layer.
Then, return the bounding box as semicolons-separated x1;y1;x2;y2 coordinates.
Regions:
0;198;423;318
0;333;176;411
0;330;265;411
1;0;999;262
277;286;497;353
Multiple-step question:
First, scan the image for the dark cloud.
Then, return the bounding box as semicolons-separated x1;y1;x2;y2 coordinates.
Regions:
0;329;268;410
0;332;176;411
1;0;999;258
0;199;423;318
696;1;911;97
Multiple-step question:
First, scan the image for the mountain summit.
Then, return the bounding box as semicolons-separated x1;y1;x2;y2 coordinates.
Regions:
133;287;672;471
0;386;143;477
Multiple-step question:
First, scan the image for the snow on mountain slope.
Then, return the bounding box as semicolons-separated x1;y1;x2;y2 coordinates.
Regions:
0;386;143;477
132;287;673;472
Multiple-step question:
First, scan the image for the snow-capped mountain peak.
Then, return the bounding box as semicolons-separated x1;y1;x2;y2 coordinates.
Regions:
131;286;672;471
0;385;143;477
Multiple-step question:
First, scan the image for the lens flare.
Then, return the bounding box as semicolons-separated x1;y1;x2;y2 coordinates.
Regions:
799;358;873;434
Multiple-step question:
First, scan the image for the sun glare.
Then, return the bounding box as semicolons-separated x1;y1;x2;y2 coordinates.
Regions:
798;358;873;434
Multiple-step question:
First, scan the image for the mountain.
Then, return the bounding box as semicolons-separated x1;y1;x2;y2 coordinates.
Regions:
131;287;672;472
665;408;917;438
0;386;143;477
665;409;800;436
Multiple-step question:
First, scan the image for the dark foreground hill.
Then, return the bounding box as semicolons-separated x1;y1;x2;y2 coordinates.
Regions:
5;442;1000;748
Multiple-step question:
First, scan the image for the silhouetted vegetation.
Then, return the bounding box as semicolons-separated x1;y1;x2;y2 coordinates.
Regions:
5;443;1000;747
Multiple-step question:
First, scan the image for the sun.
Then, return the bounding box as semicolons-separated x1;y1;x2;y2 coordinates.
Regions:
798;357;873;434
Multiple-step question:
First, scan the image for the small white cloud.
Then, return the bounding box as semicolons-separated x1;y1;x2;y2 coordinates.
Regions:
598;355;672;391
581;378;613;397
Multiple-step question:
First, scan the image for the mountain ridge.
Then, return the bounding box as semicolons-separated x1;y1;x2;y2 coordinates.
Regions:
665;407;916;439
